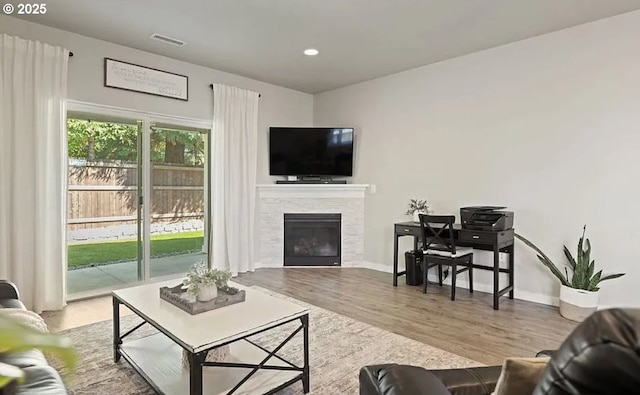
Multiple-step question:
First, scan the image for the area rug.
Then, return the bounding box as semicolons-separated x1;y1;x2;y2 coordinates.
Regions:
55;287;481;394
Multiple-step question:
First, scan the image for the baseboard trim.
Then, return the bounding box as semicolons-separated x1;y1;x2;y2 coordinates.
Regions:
362;262;394;273
361;261;558;307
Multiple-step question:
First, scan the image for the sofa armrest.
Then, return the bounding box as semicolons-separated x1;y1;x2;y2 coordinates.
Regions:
2;365;68;395
360;364;502;395
429;366;502;395
360;364;452;395
0;280;20;300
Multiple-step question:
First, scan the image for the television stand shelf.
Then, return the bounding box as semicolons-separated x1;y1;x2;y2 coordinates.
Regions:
276;180;347;184
257;184;369;199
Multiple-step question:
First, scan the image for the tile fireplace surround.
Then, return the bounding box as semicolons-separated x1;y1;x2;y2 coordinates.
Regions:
257;184;369;268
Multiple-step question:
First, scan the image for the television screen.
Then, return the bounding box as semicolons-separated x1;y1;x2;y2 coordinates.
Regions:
269;127;354;176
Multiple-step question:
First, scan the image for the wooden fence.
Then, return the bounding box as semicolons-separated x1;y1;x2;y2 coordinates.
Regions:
67;161;204;230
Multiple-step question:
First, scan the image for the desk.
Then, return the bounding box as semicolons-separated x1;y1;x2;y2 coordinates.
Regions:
393;222;515;310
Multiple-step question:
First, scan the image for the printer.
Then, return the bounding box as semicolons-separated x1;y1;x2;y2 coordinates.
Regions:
460;206;514;231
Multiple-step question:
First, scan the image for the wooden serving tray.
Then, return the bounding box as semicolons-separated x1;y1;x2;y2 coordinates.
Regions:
159;284;246;315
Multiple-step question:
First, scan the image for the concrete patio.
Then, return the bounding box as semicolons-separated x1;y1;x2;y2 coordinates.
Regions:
67;252;206;294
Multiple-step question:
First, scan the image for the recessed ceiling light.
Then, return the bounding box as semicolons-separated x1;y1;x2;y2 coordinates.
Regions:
303;48;319;56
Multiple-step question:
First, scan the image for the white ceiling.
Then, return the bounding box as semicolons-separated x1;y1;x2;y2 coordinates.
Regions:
16;0;640;93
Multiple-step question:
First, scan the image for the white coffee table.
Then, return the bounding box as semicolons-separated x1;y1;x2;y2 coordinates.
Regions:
112;280;310;395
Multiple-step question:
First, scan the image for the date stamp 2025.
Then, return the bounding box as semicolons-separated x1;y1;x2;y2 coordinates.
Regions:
3;3;47;15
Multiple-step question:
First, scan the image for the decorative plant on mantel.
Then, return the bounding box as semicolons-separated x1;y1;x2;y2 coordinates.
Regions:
515;225;625;321
182;261;232;302
406;199;430;222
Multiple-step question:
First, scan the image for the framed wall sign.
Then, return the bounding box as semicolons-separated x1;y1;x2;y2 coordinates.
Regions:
104;58;189;101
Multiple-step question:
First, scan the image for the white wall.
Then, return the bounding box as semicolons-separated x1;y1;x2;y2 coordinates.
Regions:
0;15;313;183
314;10;640;307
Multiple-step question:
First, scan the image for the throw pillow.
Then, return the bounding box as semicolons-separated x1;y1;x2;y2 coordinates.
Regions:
0;308;49;333
492;357;550;395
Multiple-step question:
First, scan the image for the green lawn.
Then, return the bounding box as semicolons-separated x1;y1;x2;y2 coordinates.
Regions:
68;230;204;268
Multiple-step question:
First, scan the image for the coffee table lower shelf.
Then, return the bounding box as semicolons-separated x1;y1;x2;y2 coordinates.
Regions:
119;333;302;395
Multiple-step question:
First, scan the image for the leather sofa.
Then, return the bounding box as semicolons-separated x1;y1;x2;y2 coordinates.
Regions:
0;280;68;395
360;308;640;395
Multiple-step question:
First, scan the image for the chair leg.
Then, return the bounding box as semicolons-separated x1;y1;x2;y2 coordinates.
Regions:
468;256;474;294
437;264;443;286
422;263;428;294
450;264;457;301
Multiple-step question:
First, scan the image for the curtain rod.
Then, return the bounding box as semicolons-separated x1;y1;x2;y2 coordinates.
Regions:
209;84;260;97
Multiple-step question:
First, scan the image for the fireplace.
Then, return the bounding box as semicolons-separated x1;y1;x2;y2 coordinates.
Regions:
283;213;341;266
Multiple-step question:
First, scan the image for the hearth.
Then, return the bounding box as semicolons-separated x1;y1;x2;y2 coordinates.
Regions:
283;213;341;266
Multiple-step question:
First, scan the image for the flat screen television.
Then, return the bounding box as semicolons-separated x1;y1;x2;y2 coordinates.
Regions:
269;127;354;177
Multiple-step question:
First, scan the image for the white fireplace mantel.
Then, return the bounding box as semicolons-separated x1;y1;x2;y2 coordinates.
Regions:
257;183;368;267
256;184;370;199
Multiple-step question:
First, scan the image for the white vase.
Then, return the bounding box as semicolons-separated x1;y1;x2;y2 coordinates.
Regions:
197;285;218;302
412;211;427;222
559;285;599;322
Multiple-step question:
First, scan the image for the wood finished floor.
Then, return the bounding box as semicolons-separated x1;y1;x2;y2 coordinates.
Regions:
43;268;578;366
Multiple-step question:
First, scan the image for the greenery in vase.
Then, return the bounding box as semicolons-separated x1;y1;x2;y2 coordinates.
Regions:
182;261;232;297
515;225;625;291
0;316;76;389
405;199;430;215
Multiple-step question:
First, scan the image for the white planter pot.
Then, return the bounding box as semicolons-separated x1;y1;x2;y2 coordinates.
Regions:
559;285;599;322
197;285;218;302
412;211;427;222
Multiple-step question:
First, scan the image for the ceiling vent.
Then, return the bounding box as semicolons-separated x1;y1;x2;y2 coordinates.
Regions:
149;33;186;47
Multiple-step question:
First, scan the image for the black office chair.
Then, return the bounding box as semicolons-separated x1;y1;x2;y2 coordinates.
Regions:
418;214;474;301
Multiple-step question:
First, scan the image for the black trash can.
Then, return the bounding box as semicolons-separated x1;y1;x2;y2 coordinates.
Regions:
405;250;424;286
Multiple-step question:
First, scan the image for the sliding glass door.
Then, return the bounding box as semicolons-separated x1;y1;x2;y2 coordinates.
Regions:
149;123;209;278
66;115;143;295
66;109;211;297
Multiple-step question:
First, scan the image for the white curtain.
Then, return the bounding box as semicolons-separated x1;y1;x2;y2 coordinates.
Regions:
0;34;69;313
210;84;259;275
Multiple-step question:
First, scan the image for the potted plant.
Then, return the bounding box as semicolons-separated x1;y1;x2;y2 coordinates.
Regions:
182;261;232;302
515;225;625;322
406;199;430;222
0;315;76;389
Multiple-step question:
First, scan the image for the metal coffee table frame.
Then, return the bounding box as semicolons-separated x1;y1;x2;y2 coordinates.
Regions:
113;294;310;395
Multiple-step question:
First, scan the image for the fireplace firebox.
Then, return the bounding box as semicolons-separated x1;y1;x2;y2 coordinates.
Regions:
283;213;341;266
